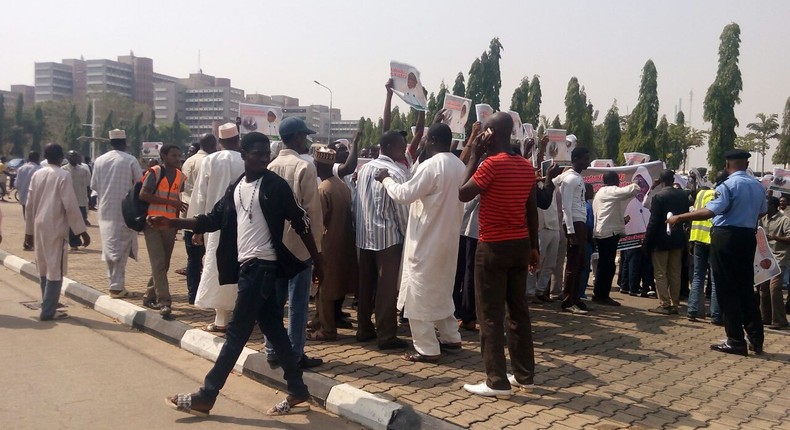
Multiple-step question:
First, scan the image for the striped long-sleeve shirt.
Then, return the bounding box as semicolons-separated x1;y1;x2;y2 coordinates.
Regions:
354;155;410;251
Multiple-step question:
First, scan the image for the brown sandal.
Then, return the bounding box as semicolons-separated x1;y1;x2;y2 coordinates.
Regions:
402;352;440;363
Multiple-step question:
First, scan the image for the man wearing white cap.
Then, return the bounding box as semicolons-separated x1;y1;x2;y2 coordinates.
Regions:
190;123;245;332
91;129;143;297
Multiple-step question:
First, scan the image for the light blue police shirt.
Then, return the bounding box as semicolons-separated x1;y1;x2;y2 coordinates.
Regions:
706;170;767;228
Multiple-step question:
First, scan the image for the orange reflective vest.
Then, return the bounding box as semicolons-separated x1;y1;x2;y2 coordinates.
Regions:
144;166;184;219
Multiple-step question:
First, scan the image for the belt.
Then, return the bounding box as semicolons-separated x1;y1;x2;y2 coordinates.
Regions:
240;258;277;270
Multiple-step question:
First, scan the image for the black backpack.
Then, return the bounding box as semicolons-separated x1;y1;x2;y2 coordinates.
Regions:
121;167;166;232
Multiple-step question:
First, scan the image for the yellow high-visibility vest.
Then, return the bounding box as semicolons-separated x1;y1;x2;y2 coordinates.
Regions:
689;189;715;244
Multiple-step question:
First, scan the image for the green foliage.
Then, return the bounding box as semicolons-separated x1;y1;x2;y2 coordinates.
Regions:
704;23;742;173
655;115;671;167
745;112;779;173
11;94;27;155
31;107;44;153
510;76;530;120
452;72;465;97
525;75;542;127
564;77;594;149
465;38;504;133
144;109;159;142
62;105;82;151
668;110;707;171
602;101;622;161
621;60;659;161
551;115;562;129
773;98;790;166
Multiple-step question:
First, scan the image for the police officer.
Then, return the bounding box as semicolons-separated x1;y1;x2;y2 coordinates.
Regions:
668;150;766;356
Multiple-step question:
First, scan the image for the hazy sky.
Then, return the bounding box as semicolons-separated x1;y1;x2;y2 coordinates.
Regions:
3;0;789;169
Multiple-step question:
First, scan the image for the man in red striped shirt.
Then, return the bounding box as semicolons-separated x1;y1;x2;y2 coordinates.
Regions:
459;112;539;399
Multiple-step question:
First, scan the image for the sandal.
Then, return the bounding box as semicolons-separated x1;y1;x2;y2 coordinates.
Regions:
110;289;139;299
402;351;440;363
266;398;310;416
306;331;336;341
203;323;227;333
166;393;211;417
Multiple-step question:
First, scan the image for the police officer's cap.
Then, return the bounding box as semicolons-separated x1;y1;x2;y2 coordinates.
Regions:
724;149;751;160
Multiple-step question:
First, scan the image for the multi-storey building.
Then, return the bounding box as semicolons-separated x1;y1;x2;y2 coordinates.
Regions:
34;62;74;102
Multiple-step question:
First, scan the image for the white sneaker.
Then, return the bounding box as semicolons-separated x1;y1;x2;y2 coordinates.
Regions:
507;374;536;390
562;305;588;315
463;382;512;399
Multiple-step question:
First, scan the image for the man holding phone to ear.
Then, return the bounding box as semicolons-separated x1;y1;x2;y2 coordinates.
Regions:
458;112;540;399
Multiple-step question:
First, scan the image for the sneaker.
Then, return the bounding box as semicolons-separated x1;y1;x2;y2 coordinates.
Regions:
463;382;512;399
549;294;563;301
619;288;631;295
561;305;588;315
575;301;591;311
647;291;657;298
160;305;172;318
537;294;554;303
299;355;323;369
507;374;536;390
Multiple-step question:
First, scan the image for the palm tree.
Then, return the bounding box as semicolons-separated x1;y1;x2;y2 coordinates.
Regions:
746;113;780;174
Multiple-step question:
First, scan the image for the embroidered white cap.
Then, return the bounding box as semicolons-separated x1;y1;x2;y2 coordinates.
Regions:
109;129;126;139
218;122;239;139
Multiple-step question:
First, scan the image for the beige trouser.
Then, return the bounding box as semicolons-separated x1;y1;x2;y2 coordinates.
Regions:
758;271;789;326
652;249;683;308
143;226;177;306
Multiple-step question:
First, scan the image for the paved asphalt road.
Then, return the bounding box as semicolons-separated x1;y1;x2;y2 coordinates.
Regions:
0;266;361;430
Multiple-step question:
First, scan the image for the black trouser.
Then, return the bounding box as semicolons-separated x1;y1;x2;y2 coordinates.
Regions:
68;207;88;247
199;259;308;401
593;235;620;300
453;236;478;323
562;222;587;308
710;227;763;348
184;231;205;304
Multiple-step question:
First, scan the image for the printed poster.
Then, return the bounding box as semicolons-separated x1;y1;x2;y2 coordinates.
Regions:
624;152;651;166
591;159;615;168
581;160;665;250
239;103;282;141
509;111;525;154
754;226;781;285
390;61;428;111
141;142;162;160
546;128;574;163
442;94;472;141
475;104;494;124
769;168;790;194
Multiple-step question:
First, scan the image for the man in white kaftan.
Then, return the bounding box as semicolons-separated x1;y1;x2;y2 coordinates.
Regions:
25;144;89;320
376;123;466;361
190;123;245;330
90;129;143;297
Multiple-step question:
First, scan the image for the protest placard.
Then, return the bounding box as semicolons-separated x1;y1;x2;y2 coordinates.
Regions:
141;142;162;160
624;152;651;166
581;161;665;250
754;226;781;285
390;61;428;111
591;159;615;168
508;111;525;154
239;103;282;141
475;104;494;124
442;94;472;141
769;168;790;194
546;129;573;163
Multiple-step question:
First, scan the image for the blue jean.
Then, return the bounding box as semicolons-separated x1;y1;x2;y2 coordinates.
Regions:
200;259;308;401
183;231;205;304
688;243;716;318
265;258;312;360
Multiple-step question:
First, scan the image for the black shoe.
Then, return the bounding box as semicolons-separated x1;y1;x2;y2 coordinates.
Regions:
619;289;631;295
592;297;621;306
638;291;649;298
142;299;160;310
439;342;462;353
575;301;591;311
266;356;280;369
299;355;323;369
710;319;724;326
356;331;376;342
747;341;764;355
378;337;409;350
335;319;353;329
537;294;554;303
710;342;747;357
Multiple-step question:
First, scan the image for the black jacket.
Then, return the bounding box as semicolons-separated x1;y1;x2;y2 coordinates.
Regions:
644;187;689;252
192;170;310;285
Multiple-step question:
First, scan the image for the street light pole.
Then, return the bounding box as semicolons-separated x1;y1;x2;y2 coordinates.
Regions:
313;80;332;144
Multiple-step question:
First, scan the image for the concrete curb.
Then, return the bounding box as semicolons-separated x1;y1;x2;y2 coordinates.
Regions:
0;249;463;430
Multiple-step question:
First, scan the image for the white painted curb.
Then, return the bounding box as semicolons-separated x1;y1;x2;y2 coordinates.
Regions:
326;383;402;430
181;329;256;373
